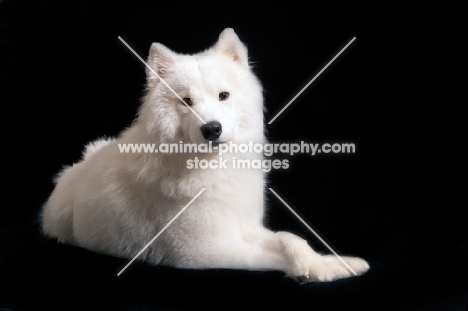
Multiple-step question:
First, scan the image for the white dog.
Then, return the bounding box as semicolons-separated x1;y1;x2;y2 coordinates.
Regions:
41;28;369;282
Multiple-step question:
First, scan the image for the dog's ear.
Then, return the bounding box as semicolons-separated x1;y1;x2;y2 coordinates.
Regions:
214;28;249;68
146;42;175;88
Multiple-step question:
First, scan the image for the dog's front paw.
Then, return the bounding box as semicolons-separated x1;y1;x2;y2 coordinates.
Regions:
307;255;370;282
277;231;370;283
277;232;317;280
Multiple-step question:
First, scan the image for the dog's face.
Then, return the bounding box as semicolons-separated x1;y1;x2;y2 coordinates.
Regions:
139;28;265;146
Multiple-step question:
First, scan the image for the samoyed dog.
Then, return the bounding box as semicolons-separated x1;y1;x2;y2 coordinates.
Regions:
41;28;369;282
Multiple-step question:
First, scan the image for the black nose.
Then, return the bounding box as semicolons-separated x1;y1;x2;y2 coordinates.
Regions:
201;121;222;141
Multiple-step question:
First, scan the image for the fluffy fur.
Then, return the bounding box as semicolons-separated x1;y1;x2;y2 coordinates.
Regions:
41;28;369;281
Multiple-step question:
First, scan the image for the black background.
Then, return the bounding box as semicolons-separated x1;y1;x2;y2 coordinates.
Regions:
1;1;467;310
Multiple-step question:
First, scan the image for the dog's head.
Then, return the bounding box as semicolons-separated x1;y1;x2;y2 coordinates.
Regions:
139;28;265;147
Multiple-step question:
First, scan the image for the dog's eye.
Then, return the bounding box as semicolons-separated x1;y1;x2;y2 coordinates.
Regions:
182;98;192;106
219;92;230;101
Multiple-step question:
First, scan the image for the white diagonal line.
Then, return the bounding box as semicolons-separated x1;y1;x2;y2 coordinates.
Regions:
117;36;206;124
117;188;206;276
268;37;356;124
268;188;357;275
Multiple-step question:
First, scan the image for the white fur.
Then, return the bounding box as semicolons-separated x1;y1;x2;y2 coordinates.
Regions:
41;28;369;281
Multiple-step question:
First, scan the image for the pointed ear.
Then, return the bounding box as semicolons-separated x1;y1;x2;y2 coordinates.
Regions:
146;42;175;88
213;28;249;68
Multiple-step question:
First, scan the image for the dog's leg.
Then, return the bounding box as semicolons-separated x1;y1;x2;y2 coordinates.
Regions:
188;228;369;282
